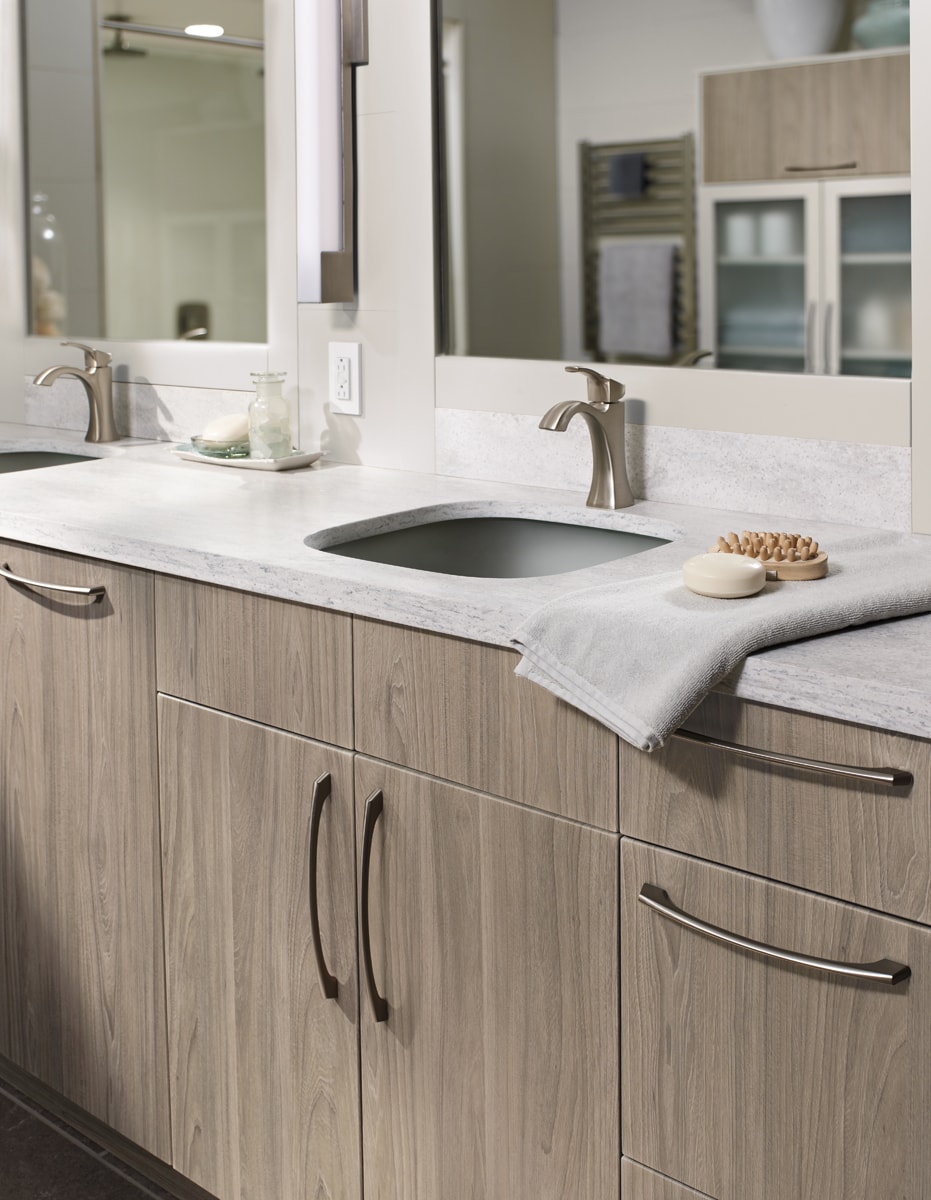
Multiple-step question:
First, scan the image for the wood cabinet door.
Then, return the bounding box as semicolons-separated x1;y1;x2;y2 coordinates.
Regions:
622;838;931;1200
622;1159;710;1199
0;544;169;1158
703;54;909;183
355;756;619;1200
159;698;360;1200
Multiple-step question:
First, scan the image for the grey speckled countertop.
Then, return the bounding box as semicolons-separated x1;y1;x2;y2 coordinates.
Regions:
1;423;929;742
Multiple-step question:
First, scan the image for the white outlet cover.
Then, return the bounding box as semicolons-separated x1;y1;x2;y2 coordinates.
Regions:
328;341;362;415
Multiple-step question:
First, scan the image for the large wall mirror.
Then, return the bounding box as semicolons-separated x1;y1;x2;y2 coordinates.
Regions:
24;0;265;345
436;0;911;381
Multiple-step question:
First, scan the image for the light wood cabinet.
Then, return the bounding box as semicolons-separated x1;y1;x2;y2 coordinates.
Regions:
355;755;619;1200
353;617;618;829
158;696;360;1200
0;542;168;1158
621;693;930;922
622;838;931;1200
702;52;909;184
155;575;353;747
622;1160;710;1199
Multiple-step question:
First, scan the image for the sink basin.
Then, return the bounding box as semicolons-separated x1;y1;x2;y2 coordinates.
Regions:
0;451;97;473
311;514;671;578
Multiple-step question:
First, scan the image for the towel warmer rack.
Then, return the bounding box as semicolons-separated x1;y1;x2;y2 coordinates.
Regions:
580;134;698;364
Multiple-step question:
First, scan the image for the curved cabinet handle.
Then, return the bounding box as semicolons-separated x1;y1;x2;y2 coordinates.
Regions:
639;883;910;986
308;772;338;1001
785;161;857;173
822;299;835;376
360;789;389;1022
671;728;912;788
804;301;816;374
0;562;106;601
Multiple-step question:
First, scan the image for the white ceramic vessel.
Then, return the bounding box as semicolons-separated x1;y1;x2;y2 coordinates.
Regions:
755;0;845;58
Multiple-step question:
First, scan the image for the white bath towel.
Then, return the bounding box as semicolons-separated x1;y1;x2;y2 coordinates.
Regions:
598;239;676;359
510;530;931;752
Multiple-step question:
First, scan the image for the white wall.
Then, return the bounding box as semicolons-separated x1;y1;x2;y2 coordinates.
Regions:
295;0;437;472
24;0;102;337
441;0;561;359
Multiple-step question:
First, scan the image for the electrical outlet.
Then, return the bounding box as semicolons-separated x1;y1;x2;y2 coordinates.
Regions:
328;342;362;415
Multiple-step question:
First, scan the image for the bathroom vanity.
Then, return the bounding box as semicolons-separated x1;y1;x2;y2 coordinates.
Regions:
0;435;929;1200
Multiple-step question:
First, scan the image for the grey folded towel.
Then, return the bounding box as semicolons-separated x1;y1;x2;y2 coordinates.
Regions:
598;240;676;359
510;530;931;752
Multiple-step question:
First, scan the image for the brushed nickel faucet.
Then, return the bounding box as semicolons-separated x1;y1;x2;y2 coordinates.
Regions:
34;342;119;443
539;365;634;509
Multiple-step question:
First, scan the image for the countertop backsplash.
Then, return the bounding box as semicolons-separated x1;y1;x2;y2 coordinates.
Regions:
23;376;252;445
21;376;913;532
436;408;912;532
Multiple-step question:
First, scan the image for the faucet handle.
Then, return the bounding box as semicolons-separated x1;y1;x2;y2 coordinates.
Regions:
61;341;112;370
565;365;625;405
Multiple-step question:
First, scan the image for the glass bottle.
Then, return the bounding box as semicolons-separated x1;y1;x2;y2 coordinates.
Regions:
248;371;292;459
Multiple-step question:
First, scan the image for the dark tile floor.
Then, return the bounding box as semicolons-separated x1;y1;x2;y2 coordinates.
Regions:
0;1086;177;1200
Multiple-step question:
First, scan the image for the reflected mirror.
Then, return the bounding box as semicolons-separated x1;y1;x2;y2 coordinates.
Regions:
24;0;265;343
436;0;911;378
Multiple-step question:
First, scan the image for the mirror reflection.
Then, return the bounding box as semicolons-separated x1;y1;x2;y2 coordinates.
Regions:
25;0;266;343
436;0;911;378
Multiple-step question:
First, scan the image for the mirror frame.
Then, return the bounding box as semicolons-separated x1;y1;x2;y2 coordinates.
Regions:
8;0;298;393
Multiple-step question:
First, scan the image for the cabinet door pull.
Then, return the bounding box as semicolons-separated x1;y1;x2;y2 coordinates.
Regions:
639;882;910;985
360;789;389;1022
785;161;857;173
823;299;835;375
308;772;339;1000
672;728;912;788
0;562;106;600
804;301;816;374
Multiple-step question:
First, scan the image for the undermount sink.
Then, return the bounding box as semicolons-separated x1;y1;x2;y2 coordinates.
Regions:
308;510;672;579
0;451;97;473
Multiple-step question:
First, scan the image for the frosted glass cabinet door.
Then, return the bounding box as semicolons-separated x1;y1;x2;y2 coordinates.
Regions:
822;179;911;378
701;184;819;374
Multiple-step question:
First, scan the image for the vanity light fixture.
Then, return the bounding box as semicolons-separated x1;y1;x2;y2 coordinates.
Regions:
184;23;225;38
295;0;368;302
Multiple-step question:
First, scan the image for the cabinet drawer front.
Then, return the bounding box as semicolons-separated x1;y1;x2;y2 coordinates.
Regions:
622;1160;711;1200
621;694;930;922
155;576;353;747
622;839;931;1200
353;618;618;828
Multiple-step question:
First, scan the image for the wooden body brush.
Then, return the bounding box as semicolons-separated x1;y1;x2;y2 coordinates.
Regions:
709;531;828;580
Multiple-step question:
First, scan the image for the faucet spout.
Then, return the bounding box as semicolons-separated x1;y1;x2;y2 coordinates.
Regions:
33;343;119;443
539;368;634;509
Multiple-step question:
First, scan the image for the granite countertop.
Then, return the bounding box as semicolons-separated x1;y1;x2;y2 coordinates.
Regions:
0;422;929;741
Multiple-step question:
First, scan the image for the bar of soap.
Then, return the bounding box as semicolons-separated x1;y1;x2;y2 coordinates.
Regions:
201;412;249;443
683;552;766;599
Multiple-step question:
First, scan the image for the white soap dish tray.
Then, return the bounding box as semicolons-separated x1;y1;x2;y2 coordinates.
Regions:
174;445;322;472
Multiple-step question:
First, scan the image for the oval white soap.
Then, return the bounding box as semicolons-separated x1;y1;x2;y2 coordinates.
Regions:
202;412;249;443
683;552;766;599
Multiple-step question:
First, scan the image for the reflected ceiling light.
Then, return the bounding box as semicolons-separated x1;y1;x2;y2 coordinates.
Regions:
184;23;225;37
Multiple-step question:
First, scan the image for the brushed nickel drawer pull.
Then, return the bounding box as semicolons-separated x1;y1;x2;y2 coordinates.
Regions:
672;729;912;788
360;789;389;1022
785;161;857;172
639;883;911;985
0;562;106;600
308;772;339;1001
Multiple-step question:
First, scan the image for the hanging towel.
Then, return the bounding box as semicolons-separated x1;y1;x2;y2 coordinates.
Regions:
510;529;931;752
607;152;647;199
598;240;676;359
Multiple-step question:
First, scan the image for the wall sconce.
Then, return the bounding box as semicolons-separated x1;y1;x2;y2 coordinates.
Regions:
295;0;368;303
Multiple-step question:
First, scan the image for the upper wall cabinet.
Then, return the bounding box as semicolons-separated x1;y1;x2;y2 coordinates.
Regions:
702;52;910;184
